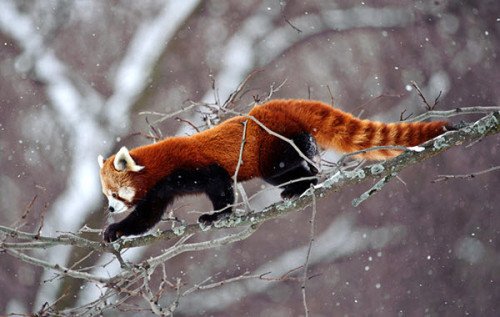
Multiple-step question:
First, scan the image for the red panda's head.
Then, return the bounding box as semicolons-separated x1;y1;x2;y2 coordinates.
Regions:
98;147;144;214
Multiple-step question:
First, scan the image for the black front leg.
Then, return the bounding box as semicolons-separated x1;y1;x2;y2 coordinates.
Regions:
160;164;235;226
104;204;165;242
104;180;175;242
103;164;235;241
197;165;235;226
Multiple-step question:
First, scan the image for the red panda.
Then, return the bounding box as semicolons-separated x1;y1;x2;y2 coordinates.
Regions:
98;99;449;242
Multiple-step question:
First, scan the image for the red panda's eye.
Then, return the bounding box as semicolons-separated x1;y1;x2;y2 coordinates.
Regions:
112;193;117;198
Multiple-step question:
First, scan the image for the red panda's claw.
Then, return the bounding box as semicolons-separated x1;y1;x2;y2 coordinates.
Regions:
198;213;216;228
104;224;122;242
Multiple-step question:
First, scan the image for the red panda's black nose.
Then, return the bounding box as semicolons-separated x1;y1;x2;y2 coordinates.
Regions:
108;206;115;213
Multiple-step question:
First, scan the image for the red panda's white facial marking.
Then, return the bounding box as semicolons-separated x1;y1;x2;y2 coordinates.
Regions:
105;192;129;214
118;187;136;202
98;147;143;214
101;183;137;213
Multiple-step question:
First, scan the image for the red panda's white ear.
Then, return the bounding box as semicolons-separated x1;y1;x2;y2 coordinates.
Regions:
113;146;145;172
98;155;105;169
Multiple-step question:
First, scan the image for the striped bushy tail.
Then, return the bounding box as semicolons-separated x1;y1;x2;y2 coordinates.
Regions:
274;99;449;160
324;117;448;159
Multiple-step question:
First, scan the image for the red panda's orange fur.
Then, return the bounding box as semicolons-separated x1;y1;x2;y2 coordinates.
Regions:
101;99;447;204
99;99;450;241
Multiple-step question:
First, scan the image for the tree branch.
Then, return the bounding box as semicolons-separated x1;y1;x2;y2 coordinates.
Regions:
93;109;500;249
432;165;500;183
2;109;497;316
2;110;498;257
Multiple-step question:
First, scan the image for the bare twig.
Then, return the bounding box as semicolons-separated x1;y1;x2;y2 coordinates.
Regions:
411;81;440;110
106;224;261;286
222;69;263;110
139;103;200;125
352;173;397;207
279;2;302;33
302;186;317;317
236;183;251;212
259;266;304;282
175;117;201;133
434;90;443;108
3;248;109;284
21;195;37;220
233;120;249;198
258;78;288;105
399;109;413;121
326;85;335;106
35;202;49;238
145;116;163;140
181;271;266;297
432;166;500;183
408;106;500;122
68;250;96;271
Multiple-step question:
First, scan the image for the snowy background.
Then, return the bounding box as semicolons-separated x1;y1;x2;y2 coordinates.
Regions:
0;0;499;316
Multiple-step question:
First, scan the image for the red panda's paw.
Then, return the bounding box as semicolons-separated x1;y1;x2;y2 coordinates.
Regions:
280;181;315;200
104;223;123;242
198;211;231;228
198;213;218;228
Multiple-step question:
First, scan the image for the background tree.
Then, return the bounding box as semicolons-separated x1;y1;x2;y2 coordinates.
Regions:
0;1;499;316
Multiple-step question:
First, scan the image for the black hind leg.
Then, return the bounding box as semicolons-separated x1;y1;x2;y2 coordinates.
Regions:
261;133;320;199
270;162;319;199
